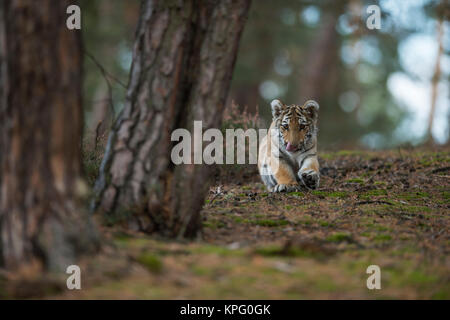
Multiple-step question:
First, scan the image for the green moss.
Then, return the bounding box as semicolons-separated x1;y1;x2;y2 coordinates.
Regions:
419;159;433;167
260;193;269;197
358;195;371;201
233;217;249;224
373;234;392;242
114;237;154;250
254;245;312;258
311;191;348;198
365;224;390;232
233;217;290;227
136;253;163;274
328;191;349;198
432;289;450;300
203;220;226;229
363;189;388;196
346;178;365;184
285;205;293;210
400;192;431;201
313;276;339;292
326;232;353;243
252;219;289;227
400;206;432;213
375;225;390;232
192;245;243;256
361;171;374;177
407;271;438;286
191;265;213;276
253;214;265;218
319;221;331;227
254;246;283;256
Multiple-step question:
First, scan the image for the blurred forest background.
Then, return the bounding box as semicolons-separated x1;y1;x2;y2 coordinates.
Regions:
81;0;449;150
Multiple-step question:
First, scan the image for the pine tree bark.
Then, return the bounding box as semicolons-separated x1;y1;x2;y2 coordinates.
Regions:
93;0;251;238
0;0;98;272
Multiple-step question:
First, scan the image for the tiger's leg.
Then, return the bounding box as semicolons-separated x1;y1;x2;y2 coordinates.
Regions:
260;163;277;191
270;157;300;192
298;155;320;190
258;135;279;191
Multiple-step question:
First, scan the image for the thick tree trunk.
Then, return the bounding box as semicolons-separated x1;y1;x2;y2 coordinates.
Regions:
93;0;251;238
0;0;98;273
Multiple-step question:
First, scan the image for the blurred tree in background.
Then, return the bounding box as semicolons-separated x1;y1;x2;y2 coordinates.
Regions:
230;0;448;149
81;0;449;150
81;0;140;138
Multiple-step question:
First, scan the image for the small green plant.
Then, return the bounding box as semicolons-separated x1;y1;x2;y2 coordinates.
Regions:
346;178;364;184
254;245;310;258
319;221;331;227
364;189;388;196
326;232;353;243
373;234;392;242
252;219;289;227
136;253;163;273
203;220;226;229
311;191;348;198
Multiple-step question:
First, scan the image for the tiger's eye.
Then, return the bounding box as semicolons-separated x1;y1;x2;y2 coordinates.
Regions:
282;124;289;130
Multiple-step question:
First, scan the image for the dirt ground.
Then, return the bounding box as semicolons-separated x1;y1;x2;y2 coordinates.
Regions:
3;149;449;299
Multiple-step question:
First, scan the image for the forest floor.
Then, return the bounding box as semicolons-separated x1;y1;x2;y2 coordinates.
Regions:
4;148;449;299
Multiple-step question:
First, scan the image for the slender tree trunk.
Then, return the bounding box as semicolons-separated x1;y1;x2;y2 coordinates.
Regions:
299;12;340;102
93;0;251;238
0;0;98;273
427;17;444;142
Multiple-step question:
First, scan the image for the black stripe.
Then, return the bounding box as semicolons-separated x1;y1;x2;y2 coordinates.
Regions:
302;145;315;153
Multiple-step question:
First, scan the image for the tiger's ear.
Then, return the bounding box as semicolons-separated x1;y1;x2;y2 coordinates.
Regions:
303;100;319;120
271;99;285;118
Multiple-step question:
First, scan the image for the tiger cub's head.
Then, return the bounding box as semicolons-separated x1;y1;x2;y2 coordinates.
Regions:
271;99;319;153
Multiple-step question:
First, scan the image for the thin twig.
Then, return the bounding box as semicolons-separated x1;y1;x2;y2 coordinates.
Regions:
84;50;128;122
84;50;127;89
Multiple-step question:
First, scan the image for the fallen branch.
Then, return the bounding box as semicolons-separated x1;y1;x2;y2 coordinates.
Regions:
431;166;450;174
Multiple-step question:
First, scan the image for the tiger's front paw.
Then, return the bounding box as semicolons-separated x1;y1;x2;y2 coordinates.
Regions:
299;170;320;190
271;184;300;193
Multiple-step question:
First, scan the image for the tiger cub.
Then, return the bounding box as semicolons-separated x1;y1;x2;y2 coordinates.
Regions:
258;99;320;192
